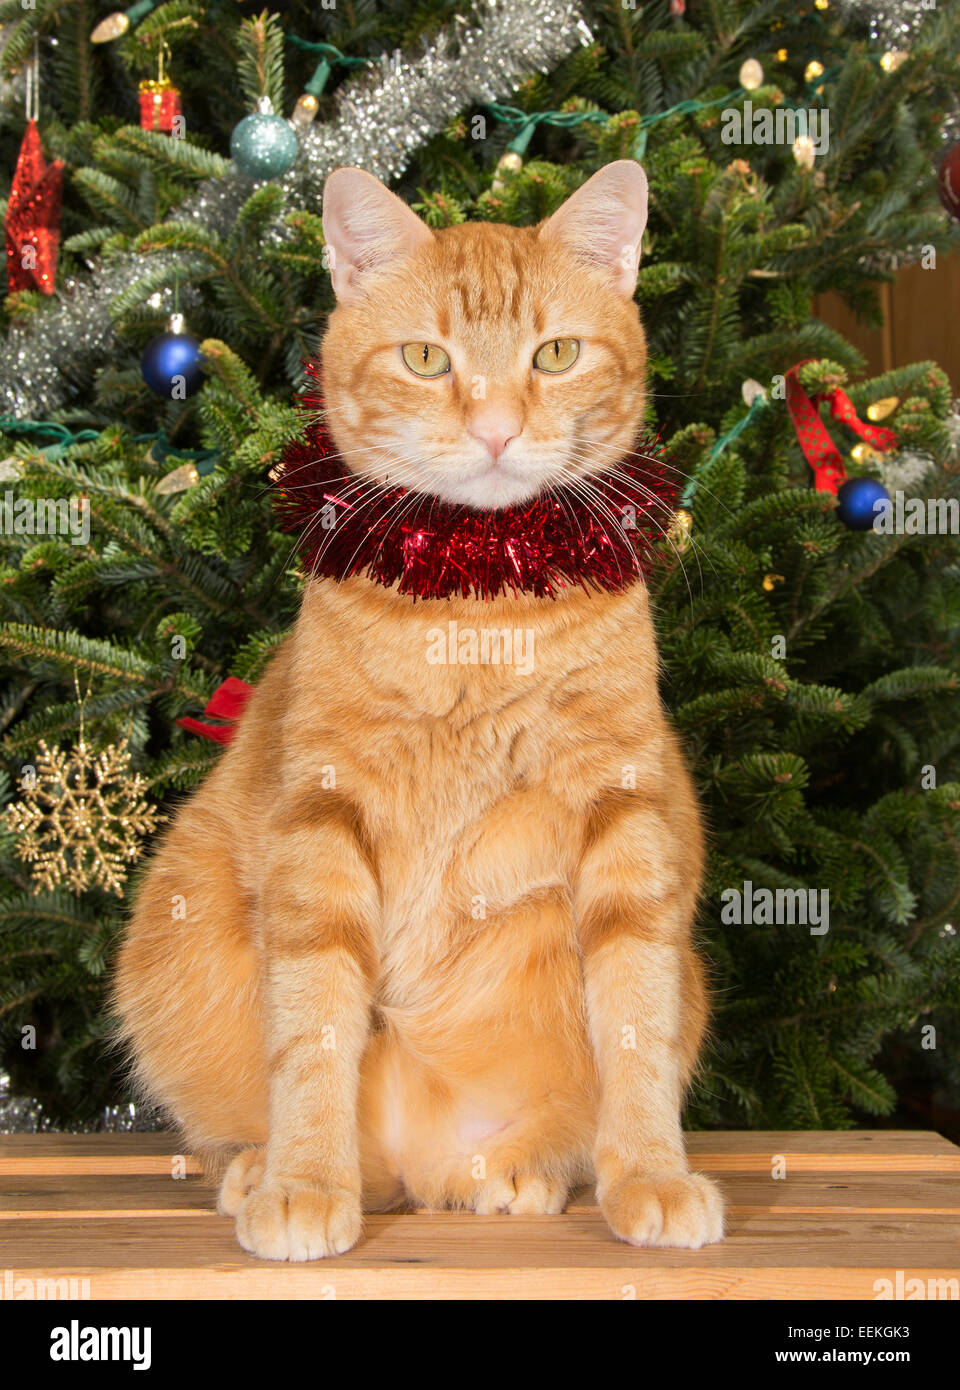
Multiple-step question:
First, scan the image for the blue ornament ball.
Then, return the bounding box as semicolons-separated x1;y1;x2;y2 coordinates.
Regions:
140;331;205;398
230;112;298;180
835;476;891;531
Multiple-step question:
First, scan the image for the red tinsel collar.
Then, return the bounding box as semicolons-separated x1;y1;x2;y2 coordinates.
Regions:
273;412;678;602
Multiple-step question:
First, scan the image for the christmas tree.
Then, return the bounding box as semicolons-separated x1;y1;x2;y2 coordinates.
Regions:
0;0;958;1131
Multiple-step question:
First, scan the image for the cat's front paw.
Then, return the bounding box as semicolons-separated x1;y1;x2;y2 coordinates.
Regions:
218;1146;265;1217
473;1170;569;1215
600;1171;724;1250
236;1180;362;1261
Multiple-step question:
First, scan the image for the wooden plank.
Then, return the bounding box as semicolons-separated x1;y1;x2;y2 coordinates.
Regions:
0;1154;203;1176
689;1152;960;1173
0;1134;183;1157
0;1209;212;1220
3;1211;959;1300
685;1130;960;1155
4;1130;958;1174
3;1170;958;1218
4;1264;959;1300
689;1130;960;1172
2;1131;957;1300
7;1211;960;1266
567;1173;960;1216
0;1135;202;1175
0;1174;212;1214
814;251;960;394
11;1149;949;1177
5;1129;956;1157
889;252;960;393
6;1264;960;1300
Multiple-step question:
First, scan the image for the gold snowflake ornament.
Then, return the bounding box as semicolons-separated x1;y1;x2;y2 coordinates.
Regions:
4;738;165;898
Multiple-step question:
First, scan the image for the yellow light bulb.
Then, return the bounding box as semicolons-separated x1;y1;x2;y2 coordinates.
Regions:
850;443;882;466
491;150;524;192
156;463;201;495
293;94;319;126
741;378;768;406
804;60;824;83
881;50;907;72
793;135;816;169
739;58;764;90
90;12;130;42
667;509;693;551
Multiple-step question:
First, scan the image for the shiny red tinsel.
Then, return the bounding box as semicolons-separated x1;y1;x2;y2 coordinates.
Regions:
274;396;679;602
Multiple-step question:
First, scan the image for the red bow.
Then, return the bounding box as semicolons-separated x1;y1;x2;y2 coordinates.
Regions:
177;676;253;745
785;362;897;495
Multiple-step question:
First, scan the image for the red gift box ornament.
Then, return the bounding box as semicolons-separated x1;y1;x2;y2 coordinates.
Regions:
4;118;63;296
139;77;182;134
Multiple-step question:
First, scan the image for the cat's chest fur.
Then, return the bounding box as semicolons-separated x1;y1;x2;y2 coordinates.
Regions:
270;577;662;984
364;680;573;945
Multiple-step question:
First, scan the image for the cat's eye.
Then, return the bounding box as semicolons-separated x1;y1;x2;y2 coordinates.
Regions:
533;338;580;373
401;343;451;377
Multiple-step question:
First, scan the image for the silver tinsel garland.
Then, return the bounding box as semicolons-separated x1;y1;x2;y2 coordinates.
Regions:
876;404;960;495
0;1069;166;1133
836;0;931;46
0;0;591;418
837;0;960;147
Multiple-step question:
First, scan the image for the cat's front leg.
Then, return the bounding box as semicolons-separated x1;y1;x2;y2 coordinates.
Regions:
234;811;378;1261
577;795;725;1250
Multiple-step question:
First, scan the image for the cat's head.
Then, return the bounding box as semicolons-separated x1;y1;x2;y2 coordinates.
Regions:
319;160;649;512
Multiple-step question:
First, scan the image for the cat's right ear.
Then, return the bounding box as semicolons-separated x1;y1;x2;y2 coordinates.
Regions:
322;167;434;303
539;160;649;296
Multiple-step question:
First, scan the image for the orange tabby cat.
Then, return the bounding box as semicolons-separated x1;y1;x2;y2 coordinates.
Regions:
113;160;724;1259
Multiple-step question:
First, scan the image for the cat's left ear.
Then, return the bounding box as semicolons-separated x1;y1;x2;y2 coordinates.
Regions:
322;167;434;303
538;160;648;296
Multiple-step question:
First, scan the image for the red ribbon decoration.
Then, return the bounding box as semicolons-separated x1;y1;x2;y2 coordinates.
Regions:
177;676;253;745
273;365;678;602
785;361;898;495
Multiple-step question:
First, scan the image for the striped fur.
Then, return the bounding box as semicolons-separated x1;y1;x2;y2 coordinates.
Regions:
113;163;723;1259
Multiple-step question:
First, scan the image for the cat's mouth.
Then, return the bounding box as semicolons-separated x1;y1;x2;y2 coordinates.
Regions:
427;457;544;511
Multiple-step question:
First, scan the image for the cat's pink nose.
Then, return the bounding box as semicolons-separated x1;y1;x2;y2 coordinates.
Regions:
468;412;521;461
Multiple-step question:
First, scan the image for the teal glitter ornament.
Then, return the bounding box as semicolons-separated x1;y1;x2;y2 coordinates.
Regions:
230;97;298;180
